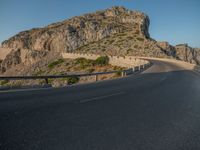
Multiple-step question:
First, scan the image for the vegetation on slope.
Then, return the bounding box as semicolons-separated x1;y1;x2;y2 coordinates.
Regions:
1;57;125;87
75;31;169;58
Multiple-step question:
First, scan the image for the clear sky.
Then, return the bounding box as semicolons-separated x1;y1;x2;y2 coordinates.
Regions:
0;0;200;47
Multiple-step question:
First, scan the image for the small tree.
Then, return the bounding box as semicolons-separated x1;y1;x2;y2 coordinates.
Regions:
95;56;109;66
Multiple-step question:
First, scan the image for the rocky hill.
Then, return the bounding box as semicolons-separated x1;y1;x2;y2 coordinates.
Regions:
0;6;199;75
1;6;150;51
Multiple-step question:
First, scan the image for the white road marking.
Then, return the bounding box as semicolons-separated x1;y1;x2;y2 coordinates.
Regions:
160;76;167;82
80;92;125;103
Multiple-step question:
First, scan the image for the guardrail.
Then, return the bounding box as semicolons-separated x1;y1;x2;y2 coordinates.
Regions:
0;62;152;85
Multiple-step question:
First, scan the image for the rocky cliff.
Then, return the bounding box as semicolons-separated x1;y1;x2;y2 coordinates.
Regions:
0;6;199;75
1;6;150;51
175;44;200;64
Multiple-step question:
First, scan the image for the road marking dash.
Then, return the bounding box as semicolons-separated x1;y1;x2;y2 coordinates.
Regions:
80;92;125;103
160;76;167;82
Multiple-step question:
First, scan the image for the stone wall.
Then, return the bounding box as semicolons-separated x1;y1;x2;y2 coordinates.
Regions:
62;52;148;68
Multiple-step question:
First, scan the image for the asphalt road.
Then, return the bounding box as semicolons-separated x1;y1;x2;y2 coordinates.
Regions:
1;60;200;150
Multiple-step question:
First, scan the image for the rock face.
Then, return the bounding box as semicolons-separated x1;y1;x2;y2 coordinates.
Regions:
174;44;200;65
156;42;176;56
1;6;150;52
0;48;49;74
0;47;12;60
0;49;21;73
0;6;199;75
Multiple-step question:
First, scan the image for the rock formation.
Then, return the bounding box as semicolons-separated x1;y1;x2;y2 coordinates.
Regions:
0;6;199;75
174;44;200;64
1;6;150;51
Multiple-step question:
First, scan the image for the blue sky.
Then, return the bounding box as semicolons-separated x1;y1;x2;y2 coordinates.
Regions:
0;0;200;47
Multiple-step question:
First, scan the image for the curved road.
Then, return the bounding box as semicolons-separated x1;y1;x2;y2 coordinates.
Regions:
1;59;200;150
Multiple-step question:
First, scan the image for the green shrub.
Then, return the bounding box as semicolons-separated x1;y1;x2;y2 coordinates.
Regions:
74;58;94;69
0;80;9;86
66;76;79;85
59;76;79;85
74;58;86;64
48;59;64;68
136;37;144;42
95;56;109;66
115;71;122;77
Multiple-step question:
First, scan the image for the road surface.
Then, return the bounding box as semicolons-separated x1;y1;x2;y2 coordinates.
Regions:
1;59;200;150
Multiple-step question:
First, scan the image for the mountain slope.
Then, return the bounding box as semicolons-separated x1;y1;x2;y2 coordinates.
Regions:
1;6;150;52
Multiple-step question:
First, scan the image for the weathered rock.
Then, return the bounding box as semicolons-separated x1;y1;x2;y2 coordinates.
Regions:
0;48;48;73
0;47;13;60
1;6;150;52
175;44;200;64
0;49;21;73
157;41;176;57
